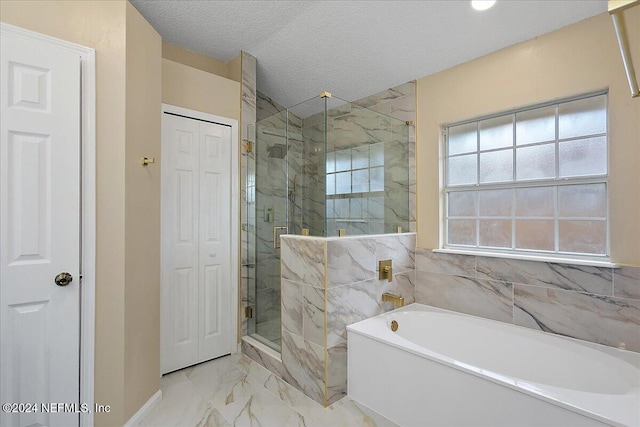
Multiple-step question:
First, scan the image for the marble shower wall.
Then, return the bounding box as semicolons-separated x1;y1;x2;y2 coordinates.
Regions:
280;233;416;406
415;249;640;353
351;81;416;233
253;96;303;342
303;81;416;236
300;112;326;237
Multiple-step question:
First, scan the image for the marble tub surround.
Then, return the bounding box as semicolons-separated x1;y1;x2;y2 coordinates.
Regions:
514;285;640;352
614;265;640;299
280;233;416;406
281;237;325;288
415;249;640;352
326;238;377;287
140;353;397;427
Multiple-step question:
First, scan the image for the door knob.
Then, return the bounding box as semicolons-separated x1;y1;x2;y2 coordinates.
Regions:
55;272;73;287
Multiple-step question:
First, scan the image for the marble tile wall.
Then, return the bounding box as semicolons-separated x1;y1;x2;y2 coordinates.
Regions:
352;81;416;233
243;81;416;401
300;114;326;237
241;339;283;378
415;249;640;352
257;91;285;122
253;92;303;342
305;81;416;236
280;233;416;406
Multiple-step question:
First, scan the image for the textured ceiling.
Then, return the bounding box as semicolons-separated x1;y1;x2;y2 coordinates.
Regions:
130;0;607;109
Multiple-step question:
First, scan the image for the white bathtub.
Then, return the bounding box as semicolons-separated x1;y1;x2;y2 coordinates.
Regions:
347;303;640;427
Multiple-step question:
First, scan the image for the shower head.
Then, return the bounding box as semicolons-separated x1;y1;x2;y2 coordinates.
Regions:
267;143;287;159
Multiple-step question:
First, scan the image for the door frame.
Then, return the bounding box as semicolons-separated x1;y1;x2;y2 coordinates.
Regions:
0;23;97;427
160;103;239;362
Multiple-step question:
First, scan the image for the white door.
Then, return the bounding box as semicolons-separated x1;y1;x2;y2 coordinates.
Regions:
197;122;232;363
0;31;81;427
161;114;200;373
161;113;232;374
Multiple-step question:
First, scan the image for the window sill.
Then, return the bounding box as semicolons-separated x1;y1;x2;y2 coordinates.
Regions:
433;248;619;268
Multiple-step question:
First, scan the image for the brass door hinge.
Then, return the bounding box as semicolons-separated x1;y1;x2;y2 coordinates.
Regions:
245;306;253;318
244;140;253;153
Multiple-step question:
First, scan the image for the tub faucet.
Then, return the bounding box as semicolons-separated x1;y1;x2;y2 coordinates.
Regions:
382;293;404;308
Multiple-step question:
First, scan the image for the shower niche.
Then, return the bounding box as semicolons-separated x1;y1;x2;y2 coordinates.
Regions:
244;92;413;351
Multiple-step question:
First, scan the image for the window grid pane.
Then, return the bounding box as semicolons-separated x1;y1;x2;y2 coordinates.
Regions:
326;144;385;222
444;93;608;257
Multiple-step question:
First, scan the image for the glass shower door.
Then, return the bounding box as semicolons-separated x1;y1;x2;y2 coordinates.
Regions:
252;110;288;351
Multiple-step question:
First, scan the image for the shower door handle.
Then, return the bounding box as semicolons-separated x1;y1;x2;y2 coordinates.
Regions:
273;226;287;249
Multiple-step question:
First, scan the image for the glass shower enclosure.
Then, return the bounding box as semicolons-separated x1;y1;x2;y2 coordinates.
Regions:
244;93;411;351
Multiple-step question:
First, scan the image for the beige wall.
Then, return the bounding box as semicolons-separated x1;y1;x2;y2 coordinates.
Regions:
162;58;241;121
124;2;162;421
1;1;128;425
161;57;242;346
1;1;163;425
162;41;228;78
416;9;640;265
227;53;242;83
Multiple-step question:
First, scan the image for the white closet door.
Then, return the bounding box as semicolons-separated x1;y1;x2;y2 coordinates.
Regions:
161;114;200;374
198;122;231;361
161;113;232;374
1;30;81;427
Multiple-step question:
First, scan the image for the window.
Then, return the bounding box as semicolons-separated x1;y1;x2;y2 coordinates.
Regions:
444;92;608;258
326;142;384;222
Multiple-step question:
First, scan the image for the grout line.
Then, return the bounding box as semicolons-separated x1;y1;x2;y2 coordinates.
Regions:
512;282;515;325
612;267;615;298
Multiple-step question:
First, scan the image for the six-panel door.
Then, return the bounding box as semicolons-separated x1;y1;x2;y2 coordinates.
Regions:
1;31;81;427
161;113;232;374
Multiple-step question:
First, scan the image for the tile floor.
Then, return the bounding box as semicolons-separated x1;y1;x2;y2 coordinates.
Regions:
140;353;397;427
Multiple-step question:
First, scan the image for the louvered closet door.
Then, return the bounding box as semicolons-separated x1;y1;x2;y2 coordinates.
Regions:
161;112;232;374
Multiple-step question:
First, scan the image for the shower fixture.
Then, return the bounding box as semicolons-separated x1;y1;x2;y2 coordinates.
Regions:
267;143;287;159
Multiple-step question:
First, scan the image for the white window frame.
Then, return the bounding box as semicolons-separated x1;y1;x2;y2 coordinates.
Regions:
442;91;610;263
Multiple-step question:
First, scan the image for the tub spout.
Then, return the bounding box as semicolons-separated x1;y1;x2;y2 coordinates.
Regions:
382;293;404;308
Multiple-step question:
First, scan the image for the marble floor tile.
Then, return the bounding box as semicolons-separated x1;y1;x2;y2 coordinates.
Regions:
141;353;396;427
187;360;255;408
216;389;306;426
140;375;214;427
201;408;231;427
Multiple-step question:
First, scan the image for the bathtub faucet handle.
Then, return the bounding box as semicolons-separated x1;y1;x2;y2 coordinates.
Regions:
384;265;392;281
379;259;393;282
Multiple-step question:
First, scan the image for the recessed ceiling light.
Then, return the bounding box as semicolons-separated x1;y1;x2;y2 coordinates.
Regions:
471;0;496;11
